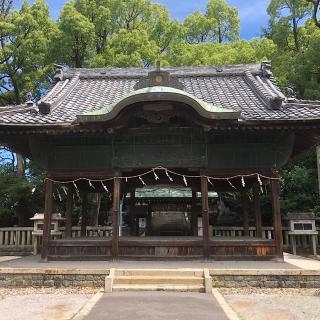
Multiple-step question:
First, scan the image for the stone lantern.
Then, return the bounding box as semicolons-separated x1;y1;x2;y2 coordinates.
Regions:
30;213;65;255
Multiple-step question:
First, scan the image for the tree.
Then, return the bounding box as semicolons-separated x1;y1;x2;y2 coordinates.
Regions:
92;28;159;67
183;11;215;44
0;0;55;105
267;0;312;50
307;0;320;27
206;0;240;43
56;2;95;67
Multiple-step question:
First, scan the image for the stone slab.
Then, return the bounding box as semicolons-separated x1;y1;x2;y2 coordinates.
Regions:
84;291;230;320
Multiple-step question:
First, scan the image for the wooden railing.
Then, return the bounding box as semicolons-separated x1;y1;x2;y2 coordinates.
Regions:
0;226;112;251
0;225;318;252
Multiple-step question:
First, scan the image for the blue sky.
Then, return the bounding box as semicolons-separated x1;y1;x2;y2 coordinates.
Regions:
13;0;270;40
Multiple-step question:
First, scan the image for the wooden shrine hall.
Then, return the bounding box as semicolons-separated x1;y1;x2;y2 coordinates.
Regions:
0;62;320;260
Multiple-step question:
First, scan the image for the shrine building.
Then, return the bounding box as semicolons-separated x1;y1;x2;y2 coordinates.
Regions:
0;62;319;260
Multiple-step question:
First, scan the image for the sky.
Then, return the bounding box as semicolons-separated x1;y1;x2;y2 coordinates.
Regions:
13;0;270;40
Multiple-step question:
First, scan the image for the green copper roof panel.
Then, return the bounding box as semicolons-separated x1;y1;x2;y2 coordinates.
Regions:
77;86;241;123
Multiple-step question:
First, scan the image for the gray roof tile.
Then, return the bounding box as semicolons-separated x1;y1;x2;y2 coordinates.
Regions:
1;63;320;126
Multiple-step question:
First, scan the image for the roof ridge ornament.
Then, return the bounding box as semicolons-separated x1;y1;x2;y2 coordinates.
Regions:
261;61;272;78
134;61;185;90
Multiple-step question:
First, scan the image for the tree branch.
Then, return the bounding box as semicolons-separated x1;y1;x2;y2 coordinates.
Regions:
307;0;320;28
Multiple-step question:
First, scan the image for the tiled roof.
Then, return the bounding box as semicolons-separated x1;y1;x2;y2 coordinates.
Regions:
0;63;320;127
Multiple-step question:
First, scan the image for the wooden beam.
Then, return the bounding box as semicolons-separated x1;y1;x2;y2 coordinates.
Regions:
253;185;262;238
191;191;198;236
129;190;136;236
41;179;53;260
317;146;320;196
271;179;283;257
81;192;88;237
242;191;249;237
112;175;121;259
65;185;73;238
201;176;210;258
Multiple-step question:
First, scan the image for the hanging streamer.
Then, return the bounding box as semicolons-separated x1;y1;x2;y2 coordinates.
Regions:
139;176;146;186
207;177;213;186
227;179;237;189
62;186;67;196
31;187;36;194
165;169;173;182
101;181;109;192
257;174;263;186
241;176;245;188
89;180;96;190
183;176;188;186
57;188;62;202
153;169;159;181
125;177;128;183
73;181;79;194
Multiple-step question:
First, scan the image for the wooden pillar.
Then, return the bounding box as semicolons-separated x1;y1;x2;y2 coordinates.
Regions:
191;191;198;236
129;190;136;236
65;185;73;238
112;175;121;259
317;146;320;195
201;176;210;258
41;179;53;260
242;191;249;237
81;192;88;237
271;179;283;257
253;185;262;238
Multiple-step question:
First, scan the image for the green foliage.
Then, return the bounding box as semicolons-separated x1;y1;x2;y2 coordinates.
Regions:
0;0;56;105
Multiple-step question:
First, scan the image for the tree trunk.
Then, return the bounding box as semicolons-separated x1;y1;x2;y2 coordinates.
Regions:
16;153;25;177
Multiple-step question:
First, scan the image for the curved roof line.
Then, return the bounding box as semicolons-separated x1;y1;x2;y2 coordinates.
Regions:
77;86;241;123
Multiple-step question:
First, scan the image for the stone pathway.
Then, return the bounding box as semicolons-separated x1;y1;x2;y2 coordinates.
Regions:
0;293;92;320
225;294;320;320
284;252;320;269
0;254;299;269
84;291;230;320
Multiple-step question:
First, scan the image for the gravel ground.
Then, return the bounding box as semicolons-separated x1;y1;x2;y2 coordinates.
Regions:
221;288;320;320
0;288;98;320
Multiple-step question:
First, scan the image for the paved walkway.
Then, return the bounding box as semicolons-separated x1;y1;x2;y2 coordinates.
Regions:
84;292;230;320
0;254;300;269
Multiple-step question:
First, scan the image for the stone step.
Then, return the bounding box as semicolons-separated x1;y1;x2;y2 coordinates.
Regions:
113;276;204;286
114;269;204;277
112;284;205;292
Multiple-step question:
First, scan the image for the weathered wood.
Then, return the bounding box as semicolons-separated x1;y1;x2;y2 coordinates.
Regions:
253;185;262;238
112;175;121;258
41;179;53;260
81;192;88;237
65;185;73;238
201;176;210;257
242;191;249;237
191;191;198;236
317;146;320;196
271;179;283;257
129;190;136;236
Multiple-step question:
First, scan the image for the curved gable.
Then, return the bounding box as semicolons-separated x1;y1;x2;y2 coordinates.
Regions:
76;86;241;124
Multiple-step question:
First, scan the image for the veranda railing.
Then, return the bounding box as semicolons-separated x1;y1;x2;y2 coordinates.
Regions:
0;226;318;252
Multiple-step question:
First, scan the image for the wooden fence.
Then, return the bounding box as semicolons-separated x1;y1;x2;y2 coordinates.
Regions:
0;226;318;253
